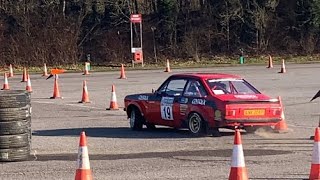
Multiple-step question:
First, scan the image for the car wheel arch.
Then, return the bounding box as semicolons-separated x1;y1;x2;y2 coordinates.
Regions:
128;105;144;131
126;103;144;118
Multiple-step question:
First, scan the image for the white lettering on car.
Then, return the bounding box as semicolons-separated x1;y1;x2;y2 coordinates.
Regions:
191;99;206;105
138;95;149;101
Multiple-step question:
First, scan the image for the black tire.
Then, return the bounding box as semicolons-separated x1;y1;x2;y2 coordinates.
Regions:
0;133;29;149
188;112;205;136
129;107;143;131
0;146;30;162
0;105;31;121
0;120;30;135
0;90;31;108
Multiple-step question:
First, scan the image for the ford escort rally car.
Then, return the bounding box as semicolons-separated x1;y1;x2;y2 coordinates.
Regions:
124;73;283;136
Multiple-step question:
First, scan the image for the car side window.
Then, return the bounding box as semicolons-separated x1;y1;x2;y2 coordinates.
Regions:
184;80;207;97
160;79;187;96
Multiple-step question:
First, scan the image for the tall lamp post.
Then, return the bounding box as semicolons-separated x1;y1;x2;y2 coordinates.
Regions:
151;26;157;63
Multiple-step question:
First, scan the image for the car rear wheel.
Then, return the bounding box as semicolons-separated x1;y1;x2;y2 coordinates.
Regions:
129;107;143;131
188;112;205;136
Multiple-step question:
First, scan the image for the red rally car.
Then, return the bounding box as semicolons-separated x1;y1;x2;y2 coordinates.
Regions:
124;73;283;136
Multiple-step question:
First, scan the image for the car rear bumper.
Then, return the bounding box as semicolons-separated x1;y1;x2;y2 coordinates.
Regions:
225;118;281;123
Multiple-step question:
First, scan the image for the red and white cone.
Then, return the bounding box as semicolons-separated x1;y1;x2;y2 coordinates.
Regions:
75;131;92;180
42;63;48;77
79;80;90;103
119;64;127;79
267;55;273;68
26;74;32;92
164;59;171;72
21;67;27;82
309;127;320;180
83;62;90;75
229;129;248;180
274;96;288;133
2;73;10;90
107;85;119;110
278;59;286;73
8;64;14;77
50;75;62;99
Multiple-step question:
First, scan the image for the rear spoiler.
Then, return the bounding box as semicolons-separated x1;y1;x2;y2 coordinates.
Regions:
226;99;279;104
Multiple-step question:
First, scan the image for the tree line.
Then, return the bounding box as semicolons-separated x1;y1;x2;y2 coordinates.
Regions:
0;0;319;66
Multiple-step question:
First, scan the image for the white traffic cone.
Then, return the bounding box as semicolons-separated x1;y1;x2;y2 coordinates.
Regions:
107;85;119;110
229;129;248;180
26;74;32;92
75;131;92;180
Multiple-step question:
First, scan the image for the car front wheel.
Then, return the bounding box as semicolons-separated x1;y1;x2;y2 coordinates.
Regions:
188;112;205;136
129;107;143;131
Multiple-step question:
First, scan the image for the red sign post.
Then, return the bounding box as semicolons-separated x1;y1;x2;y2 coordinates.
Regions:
130;14;143;67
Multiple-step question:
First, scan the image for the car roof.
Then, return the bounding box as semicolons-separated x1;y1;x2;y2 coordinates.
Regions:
170;73;241;80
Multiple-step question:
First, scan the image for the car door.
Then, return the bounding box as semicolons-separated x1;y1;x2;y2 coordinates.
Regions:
180;79;209;123
146;78;187;127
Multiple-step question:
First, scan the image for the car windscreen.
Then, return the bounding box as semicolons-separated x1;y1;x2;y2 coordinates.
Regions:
207;79;260;95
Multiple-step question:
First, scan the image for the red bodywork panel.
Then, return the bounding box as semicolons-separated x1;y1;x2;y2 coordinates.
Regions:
124;73;282;130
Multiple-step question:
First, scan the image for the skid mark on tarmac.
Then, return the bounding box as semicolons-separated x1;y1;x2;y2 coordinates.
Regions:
32;100;105;110
33;149;292;162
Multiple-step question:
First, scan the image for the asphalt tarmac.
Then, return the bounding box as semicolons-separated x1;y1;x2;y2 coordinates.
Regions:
0;63;319;179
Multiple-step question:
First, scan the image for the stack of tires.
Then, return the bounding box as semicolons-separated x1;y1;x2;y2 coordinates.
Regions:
0;90;31;161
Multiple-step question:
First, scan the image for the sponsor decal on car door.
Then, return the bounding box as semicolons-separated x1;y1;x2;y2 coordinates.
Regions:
160;97;174;120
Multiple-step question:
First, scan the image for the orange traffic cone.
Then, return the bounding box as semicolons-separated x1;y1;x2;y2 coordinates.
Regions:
278;59;286;73
50;75;62;99
26;74;32;92
8;64;14;77
2;73;9;90
83;62;90;75
119;64;127;79
267;55;273;68
75;131;92;180
309;127;320;180
229;129;248;180
164;59;171;72
79;80;90;103
107;85;119;110
21;67;27;82
42;63;48;77
274;96;288;133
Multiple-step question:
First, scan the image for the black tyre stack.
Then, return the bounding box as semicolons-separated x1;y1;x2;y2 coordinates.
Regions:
0;90;31;161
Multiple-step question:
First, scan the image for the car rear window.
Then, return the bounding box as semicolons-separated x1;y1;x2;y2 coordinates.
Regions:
207;79;260;95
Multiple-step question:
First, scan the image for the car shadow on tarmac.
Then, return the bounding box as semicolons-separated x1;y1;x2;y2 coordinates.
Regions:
32;127;236;139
